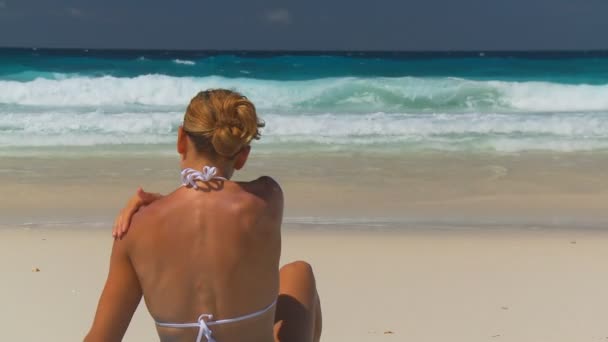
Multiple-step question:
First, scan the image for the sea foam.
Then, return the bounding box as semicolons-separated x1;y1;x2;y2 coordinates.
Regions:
173;59;196;66
2;75;608;113
2;110;608;152
2;74;608;152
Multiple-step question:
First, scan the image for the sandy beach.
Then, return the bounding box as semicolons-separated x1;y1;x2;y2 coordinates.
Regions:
1;225;608;341
1;152;607;341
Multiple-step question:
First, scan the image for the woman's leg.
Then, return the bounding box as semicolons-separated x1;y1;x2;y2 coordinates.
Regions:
274;261;322;342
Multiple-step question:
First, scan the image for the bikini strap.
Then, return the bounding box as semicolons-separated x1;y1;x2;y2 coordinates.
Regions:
155;299;277;342
156;314;214;342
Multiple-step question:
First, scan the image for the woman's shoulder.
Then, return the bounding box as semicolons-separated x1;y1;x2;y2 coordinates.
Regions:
239;176;283;200
234;176;284;217
253;176;283;194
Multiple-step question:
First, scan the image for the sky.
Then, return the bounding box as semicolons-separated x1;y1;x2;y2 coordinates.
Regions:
0;0;607;50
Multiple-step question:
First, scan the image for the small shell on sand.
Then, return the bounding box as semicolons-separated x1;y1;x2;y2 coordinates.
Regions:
32;267;40;272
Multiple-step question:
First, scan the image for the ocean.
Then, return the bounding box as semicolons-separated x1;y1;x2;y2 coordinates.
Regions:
2;48;608;156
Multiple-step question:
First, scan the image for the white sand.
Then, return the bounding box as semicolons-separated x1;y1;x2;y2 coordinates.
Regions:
1;226;607;341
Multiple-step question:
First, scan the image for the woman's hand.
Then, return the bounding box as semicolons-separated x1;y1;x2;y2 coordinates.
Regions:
112;187;163;239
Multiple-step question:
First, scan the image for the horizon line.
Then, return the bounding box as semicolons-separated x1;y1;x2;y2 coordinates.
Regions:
2;46;608;54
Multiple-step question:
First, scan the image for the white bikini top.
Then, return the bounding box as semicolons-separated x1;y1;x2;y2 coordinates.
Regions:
155;299;277;342
156;299;277;342
181;166;227;189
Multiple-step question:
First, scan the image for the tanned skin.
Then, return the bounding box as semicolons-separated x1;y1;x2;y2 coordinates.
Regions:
85;127;321;342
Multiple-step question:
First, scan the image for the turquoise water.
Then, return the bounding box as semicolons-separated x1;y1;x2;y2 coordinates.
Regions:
1;48;608;155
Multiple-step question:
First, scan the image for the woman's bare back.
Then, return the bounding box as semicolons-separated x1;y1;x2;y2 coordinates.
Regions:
86;90;320;342
124;177;282;341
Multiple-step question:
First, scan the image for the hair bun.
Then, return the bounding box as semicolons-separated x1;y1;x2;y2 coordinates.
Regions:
183;89;264;157
214;117;242;130
212;123;246;157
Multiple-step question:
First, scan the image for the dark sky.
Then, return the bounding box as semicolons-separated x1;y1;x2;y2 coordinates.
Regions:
0;0;607;50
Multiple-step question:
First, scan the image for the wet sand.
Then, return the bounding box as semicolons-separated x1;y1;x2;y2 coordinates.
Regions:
2;152;608;225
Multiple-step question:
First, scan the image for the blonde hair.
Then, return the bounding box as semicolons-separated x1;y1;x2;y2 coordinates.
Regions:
182;89;264;158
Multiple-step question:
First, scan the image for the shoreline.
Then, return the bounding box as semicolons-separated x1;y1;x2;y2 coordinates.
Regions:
2;152;608;228
3;216;608;233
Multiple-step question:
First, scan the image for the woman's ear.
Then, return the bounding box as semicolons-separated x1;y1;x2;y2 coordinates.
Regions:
234;145;251;170
177;126;188;157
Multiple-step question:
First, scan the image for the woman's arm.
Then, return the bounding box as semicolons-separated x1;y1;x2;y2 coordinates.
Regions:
112;187;163;238
84;238;142;342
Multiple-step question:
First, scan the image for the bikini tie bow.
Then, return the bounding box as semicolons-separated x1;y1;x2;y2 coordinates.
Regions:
180;166;226;189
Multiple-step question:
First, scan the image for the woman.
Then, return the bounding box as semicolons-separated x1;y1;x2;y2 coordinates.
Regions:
85;89;322;342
